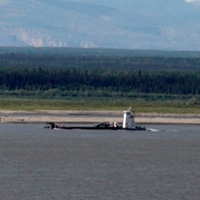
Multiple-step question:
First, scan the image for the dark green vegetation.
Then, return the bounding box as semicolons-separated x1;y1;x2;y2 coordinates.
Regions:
1;47;200;58
1;68;200;95
0;98;200;114
1;47;200;71
1;47;200;113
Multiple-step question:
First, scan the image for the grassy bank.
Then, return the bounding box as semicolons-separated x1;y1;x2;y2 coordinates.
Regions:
0;97;200;114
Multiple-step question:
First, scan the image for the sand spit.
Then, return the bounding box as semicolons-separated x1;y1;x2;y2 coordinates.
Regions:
0;110;200;124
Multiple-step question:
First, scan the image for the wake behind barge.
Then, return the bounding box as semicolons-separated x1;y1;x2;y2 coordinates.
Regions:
46;108;145;131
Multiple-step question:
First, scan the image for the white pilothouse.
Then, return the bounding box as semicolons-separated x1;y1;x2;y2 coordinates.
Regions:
123;107;136;129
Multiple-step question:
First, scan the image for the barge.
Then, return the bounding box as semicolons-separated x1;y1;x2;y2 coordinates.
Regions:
46;108;146;131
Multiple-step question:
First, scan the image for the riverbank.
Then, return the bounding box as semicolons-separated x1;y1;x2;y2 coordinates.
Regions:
0;98;200;114
1;110;200;125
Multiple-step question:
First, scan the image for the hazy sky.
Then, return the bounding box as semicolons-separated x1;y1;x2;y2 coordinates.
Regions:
185;0;200;3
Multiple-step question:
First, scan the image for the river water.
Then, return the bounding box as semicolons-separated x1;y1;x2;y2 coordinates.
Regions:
0;124;200;200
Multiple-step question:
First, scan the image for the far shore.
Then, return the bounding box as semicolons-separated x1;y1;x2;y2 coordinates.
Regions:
1;110;200;125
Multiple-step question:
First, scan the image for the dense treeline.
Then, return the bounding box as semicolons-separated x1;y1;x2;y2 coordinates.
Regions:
1;67;200;95
1;47;200;58
1;48;200;99
1;54;200;71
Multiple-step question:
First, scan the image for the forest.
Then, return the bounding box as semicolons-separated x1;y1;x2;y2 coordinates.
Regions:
1;47;200;110
1;53;200;71
1;67;200;96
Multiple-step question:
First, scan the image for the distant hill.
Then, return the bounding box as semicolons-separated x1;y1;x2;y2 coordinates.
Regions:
0;47;200;58
1;47;200;71
1;0;200;50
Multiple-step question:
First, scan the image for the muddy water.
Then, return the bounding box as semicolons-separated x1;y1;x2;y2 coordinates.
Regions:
0;124;200;200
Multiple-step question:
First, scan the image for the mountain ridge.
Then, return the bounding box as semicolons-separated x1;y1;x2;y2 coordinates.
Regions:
0;0;200;50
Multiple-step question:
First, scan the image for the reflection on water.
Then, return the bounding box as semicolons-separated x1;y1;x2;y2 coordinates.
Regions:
0;124;200;200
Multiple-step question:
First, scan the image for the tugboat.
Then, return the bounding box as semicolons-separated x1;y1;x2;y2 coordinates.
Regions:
46;108;145;131
122;108;146;131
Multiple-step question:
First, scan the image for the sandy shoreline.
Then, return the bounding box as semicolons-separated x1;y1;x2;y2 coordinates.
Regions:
1;110;200;125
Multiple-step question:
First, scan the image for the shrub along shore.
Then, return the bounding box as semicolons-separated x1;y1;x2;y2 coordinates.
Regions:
0;97;200;114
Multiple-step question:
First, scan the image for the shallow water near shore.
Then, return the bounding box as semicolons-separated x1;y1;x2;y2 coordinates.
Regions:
0;124;200;200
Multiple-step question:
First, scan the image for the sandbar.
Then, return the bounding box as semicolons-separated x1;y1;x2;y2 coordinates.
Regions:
0;110;200;125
